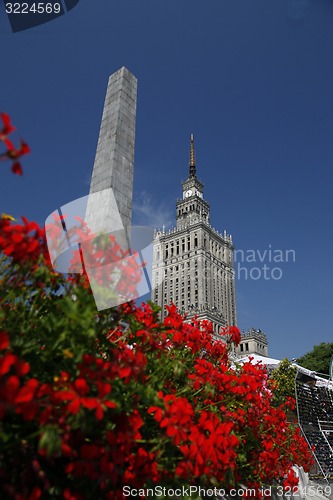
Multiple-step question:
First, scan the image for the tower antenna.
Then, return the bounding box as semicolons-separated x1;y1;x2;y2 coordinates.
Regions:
189;133;196;178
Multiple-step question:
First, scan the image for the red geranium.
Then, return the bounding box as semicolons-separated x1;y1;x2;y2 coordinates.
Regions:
0;113;30;175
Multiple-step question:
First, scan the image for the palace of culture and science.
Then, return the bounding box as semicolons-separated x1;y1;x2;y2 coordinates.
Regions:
151;135;268;358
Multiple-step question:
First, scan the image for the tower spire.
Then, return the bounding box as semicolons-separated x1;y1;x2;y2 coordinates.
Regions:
189;133;196;178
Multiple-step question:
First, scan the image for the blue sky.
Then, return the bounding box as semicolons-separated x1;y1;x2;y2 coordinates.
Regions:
0;0;332;360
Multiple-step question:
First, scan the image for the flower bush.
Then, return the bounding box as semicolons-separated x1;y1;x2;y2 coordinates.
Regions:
0;115;313;499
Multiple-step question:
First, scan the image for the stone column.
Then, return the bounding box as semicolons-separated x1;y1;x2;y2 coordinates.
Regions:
85;66;137;239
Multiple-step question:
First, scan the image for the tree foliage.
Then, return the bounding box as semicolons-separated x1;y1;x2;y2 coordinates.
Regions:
297;342;333;376
270;359;297;407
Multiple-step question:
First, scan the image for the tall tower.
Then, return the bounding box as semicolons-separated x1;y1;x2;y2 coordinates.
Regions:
152;135;237;337
83;67;138;310
86;67;137;237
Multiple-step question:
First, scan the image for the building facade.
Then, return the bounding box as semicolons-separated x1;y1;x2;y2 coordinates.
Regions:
237;328;268;357
151;135;237;338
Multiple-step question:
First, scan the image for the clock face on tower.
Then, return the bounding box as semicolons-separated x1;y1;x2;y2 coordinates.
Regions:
185;189;193;198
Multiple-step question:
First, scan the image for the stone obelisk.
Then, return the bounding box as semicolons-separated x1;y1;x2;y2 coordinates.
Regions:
85;67;137;237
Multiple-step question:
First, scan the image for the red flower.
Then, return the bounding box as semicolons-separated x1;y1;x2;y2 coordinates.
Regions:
5;139;30;160
0;113;15;144
123;448;160;484
149;394;194;445
11;161;23;176
0;352;17;375
283;469;299;488
53;373;117;421
1;374;20;403
0;113;30;175
0;331;9;351
15;378;39;403
0;216;46;265
220;325;241;346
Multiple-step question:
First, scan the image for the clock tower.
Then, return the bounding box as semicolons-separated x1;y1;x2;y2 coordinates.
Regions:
177;134;210;228
152;135;237;338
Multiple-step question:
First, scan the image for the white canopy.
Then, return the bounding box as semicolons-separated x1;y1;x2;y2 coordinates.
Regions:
234;356;333;388
236;354;282;368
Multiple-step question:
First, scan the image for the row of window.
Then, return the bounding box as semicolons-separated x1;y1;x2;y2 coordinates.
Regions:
177;203;206;216
239;342;266;354
239;343;249;352
155;236;232;262
153;262;236;324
